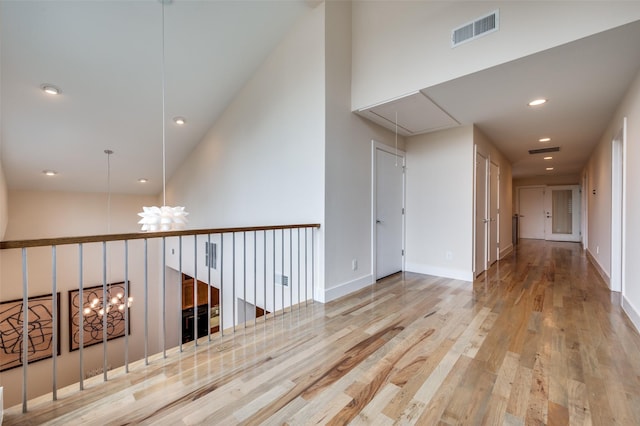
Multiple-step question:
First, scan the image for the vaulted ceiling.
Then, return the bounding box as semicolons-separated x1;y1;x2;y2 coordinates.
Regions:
1;0;311;194
2;2;640;195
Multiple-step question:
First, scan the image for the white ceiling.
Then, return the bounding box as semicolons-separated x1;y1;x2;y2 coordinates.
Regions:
0;0;311;194
2;3;640;195
359;20;640;179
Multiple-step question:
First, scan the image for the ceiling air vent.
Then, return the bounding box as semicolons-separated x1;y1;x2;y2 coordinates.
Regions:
529;147;560;155
452;10;499;47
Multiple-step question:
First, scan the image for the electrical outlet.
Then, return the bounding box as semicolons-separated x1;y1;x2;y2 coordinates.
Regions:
352;259;358;271
446;251;453;260
276;273;289;287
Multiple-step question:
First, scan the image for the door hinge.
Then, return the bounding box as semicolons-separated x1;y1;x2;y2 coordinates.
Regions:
402;208;405;215
401;249;404;256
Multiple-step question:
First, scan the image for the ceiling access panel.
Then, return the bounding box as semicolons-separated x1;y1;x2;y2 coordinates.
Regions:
357;92;459;137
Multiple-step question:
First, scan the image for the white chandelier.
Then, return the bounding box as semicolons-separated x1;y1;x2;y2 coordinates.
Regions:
138;0;188;232
138;206;188;232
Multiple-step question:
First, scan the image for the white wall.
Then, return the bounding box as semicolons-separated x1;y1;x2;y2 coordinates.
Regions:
0;190;161;408
621;70;640;330
0;161;7;241
322;0;406;301
405;125;474;281
3;191;157;240
166;5;325;230
166;2;406;303
585;68;640;330
584;134;612;278
0;24;5;241
352;1;640;110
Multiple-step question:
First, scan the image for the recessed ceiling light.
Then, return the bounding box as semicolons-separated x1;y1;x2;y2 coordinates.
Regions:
41;84;60;95
544;156;553;160
546;167;554;171
43;170;58;176
528;98;547;107
539;137;551;142
173;117;186;125
138;178;149;183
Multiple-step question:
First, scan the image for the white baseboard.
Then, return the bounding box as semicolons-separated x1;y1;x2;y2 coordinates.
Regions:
500;244;514;259
323;274;374;303
404;262;473;282
622;295;640;334
586;249;611;288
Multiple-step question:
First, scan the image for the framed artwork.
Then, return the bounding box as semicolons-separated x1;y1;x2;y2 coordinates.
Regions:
68;281;131;352
0;293;61;372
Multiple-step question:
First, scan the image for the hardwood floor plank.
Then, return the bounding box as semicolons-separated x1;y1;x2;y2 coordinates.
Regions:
567;378;593;426
4;240;640;426
350;383;398;426
547;401;570;426
506;365;533;421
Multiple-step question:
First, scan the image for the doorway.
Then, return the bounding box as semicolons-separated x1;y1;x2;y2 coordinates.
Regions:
488;160;499;265
372;141;405;280
518;187;545;239
181;274;219;343
543;186;581;242
518;185;581;242
611;118;626;293
475;150;488;276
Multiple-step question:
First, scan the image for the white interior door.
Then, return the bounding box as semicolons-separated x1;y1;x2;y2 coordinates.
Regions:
612;122;625;293
543;185;581;242
489;161;499;265
475;150;487;276
375;146;404;279
519;187;545;239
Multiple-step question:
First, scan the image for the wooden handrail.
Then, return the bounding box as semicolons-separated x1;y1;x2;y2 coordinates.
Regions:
0;223;321;250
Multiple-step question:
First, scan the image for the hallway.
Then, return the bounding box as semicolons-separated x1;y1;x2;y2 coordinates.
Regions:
4;240;640;425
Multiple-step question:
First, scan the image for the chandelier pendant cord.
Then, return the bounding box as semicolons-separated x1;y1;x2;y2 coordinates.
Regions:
161;0;167;207
105;149;113;287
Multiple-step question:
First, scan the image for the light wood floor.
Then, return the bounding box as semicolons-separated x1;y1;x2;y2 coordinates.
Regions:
5;240;640;425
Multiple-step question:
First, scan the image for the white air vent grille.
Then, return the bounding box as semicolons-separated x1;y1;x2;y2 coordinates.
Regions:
452;10;499;47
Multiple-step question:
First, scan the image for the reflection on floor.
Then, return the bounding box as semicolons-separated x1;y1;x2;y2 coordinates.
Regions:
5;240;640;425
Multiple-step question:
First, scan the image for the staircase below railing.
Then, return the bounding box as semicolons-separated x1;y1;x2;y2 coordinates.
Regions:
0;223;320;413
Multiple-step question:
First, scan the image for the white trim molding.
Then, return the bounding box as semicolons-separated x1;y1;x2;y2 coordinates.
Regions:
324;274;374;303
623;295;640;334
586;249;611;289
500;244;513;259
405;262;473;282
